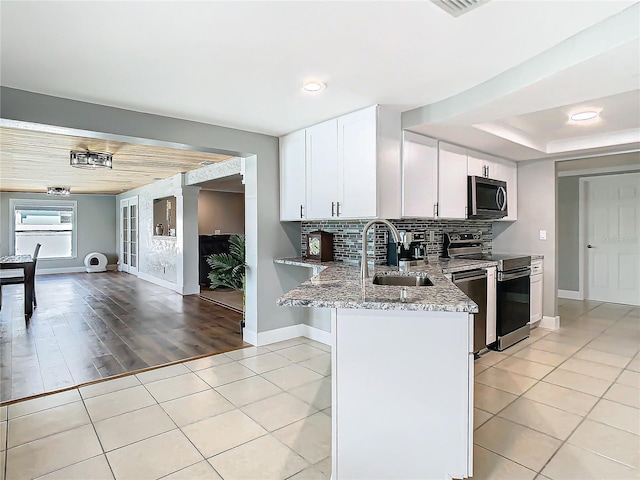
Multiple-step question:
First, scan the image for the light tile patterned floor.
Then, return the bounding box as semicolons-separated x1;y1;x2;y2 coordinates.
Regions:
1;299;638;479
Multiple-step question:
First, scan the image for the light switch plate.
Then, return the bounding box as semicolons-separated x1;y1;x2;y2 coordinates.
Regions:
539;230;547;240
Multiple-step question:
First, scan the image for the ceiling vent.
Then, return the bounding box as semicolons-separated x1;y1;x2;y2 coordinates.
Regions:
431;0;490;17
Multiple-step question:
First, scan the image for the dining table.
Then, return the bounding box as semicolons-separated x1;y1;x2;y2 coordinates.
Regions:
0;254;35;318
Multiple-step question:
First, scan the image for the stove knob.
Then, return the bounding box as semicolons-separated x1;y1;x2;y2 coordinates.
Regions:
452;234;459;241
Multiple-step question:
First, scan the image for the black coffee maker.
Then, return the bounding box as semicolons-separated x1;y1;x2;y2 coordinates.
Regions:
387;231;427;266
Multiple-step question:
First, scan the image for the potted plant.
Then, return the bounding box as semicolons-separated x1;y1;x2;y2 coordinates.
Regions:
206;234;246;291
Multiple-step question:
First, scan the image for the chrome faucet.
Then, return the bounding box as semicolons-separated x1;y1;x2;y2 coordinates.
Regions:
361;219;401;280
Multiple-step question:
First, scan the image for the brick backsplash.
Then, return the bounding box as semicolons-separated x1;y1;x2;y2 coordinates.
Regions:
301;219;493;264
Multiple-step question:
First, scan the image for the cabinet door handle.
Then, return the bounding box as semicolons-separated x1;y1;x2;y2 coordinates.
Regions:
587;244;594;249
336;202;341;217
331;202;336;217
300;204;304;219
465;206;468;218
433;204;438;218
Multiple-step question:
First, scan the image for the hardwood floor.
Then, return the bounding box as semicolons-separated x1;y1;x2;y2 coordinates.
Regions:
0;271;246;403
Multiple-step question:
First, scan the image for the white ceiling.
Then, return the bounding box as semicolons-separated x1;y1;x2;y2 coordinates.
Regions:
0;0;635;138
407;28;640;161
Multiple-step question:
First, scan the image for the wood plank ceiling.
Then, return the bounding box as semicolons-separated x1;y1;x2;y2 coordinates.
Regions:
0;126;234;194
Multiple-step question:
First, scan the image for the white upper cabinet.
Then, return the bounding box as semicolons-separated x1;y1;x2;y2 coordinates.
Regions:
402;131;438;218
438;142;468;219
306;119;339;219
467;154;486;178
338;107;377;218
279;130;307;220
280;106;401;221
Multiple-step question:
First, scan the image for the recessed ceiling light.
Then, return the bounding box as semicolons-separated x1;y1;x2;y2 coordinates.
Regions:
569;111;599;122
303;81;326;92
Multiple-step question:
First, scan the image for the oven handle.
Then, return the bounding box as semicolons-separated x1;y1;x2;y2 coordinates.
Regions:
497;268;531;282
452;270;487;282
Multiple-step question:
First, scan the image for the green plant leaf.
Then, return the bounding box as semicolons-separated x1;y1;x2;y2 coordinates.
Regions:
206;234;246;291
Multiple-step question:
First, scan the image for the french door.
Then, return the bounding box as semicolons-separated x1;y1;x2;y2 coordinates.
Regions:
120;196;139;275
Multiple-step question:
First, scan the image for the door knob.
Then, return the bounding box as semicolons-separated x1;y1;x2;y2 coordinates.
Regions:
587;244;594;248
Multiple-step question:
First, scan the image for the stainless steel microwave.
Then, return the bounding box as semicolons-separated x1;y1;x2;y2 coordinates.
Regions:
468;176;508;219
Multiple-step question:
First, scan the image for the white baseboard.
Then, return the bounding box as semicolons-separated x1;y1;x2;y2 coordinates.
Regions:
181;283;201;295
558;289;583;300
36;264;118;275
243;323;332;347
106;264;118;271
138;272;180;294
300;324;333;346
243;329;258;346
539;315;560;330
37;266;85;275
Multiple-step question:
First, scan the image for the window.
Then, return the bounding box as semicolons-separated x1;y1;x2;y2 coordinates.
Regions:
10;199;78;259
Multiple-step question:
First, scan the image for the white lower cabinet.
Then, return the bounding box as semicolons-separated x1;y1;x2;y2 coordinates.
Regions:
332;308;473;479
531;259;543;322
485;266;497;345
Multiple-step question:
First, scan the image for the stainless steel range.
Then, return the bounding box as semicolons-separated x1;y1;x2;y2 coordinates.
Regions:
443;232;531;351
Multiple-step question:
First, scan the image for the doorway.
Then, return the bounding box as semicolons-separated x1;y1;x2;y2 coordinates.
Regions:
194;174;245;313
583;173;640;305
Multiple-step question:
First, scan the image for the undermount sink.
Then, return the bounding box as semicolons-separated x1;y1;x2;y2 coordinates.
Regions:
372;274;434;287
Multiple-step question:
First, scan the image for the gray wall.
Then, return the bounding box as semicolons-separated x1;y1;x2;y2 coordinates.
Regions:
198;190;245;234
1;87;303;339
557;177;580;291
493;159;558;319
0;192;117;269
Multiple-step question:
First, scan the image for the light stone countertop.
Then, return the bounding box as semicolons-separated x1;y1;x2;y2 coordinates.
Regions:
275;257;479;313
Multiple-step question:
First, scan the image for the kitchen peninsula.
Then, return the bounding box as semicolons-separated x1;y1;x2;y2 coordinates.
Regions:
276;258;480;479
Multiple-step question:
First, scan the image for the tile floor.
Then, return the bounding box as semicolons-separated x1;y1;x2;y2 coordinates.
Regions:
1;299;638;480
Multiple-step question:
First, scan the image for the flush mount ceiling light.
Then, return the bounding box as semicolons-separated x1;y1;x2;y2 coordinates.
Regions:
47;186;70;196
70;150;113;169
569;111;600;122
303;81;326;92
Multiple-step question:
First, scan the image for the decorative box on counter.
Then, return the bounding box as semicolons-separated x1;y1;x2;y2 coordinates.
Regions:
306;230;334;262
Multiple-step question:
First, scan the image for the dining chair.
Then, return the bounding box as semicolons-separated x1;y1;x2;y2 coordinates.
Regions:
0;243;41;309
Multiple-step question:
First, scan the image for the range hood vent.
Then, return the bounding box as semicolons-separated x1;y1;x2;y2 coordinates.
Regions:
431;0;490;17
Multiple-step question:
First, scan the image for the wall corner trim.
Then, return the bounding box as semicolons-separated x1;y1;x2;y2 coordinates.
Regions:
558;289;583;300
539;315;561;330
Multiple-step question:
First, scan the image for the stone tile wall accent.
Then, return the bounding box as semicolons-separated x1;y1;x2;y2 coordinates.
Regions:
301;219;493;264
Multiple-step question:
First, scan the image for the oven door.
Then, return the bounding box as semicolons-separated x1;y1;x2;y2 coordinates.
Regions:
496;268;530;349
468;176;507;219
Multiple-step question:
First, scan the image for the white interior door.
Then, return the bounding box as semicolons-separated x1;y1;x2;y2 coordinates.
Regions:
586;173;640;305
